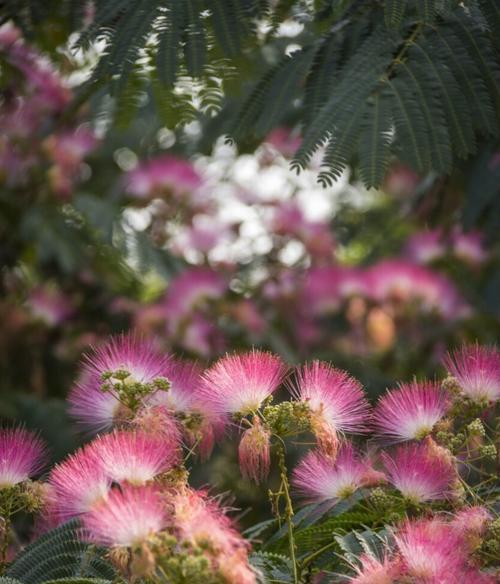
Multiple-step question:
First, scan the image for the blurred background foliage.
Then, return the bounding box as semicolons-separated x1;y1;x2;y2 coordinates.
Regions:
0;2;499;524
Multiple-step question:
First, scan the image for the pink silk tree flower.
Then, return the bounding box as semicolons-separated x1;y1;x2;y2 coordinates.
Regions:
68;370;124;434
238;418;271;484
68;334;169;433
443;344;500;403
394;518;466;582
349;554;402;584
289;361;370;457
372;381;450;442
173;489;256;583
48;443;110;520
148;358;204;413
173;489;250;558
404;229;447;264
382;442;456;503
292;443;385;503
90;430;179;485
125;155;203;200
0;427;47;488
80;334;168;385
83;484;168;547
163;267;227;327
201;350;287;416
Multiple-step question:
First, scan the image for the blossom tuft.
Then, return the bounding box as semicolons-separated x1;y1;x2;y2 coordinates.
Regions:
201;350;287;416
0;426;47;488
292;443;385;503
394;518;465;581
382;441;456;503
290;361;370;456
48;443;110;520
91;430;179;485
372;380;450;442
83;484;168;547
443;344;500;403
68;334;169;432
349;554;401;584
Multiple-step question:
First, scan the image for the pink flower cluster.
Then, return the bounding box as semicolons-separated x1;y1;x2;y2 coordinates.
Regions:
0;23;97;197
2;336;498;582
351;511;495;583
303;260;468;320
404;227;488;266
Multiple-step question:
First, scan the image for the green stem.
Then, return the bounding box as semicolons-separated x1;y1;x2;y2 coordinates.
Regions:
299;540;338;572
276;442;299;584
0;506;12;575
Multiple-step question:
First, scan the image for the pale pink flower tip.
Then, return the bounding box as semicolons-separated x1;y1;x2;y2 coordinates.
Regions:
48;443;110;520
201;349;287;415
290;361;370;456
0;427;47;488
382;441;456;503
349;554;401;584
83;484;167;547
91;430;179;485
372;380;450;442
292;443;385;503
68;334;168;432
443;344;500;403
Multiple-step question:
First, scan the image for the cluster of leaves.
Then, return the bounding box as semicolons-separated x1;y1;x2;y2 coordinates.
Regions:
4;0;499;187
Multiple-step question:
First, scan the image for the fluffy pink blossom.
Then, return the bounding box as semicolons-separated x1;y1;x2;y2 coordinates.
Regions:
0;427;47;488
451;506;491;539
349;554;401;584
125;155;202;199
201;350;287;416
382;442;456;503
145;358;221;458
91;430;179;485
367;260;468;319
292;444;385;503
173;489;250;558
163;268;227;325
302;267;368;316
404;229;447;264
49;443;110;520
289;361;370;456
372;381;450;442
452;229;488;265
173;489;256;583
443;344;500;403
394;518;465;582
238;418;271;484
68;335;169;432
83;484;168;547
27;286;73;327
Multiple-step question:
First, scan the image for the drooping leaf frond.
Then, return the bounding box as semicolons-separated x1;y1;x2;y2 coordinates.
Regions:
4;0;499;188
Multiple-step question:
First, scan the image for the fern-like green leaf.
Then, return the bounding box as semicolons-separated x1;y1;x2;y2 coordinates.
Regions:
230;47;315;140
412;38;475;158
384;0;407;28
155;1;185;87
250;552;293;584
431;26;497;135
358;91;393;188
293;26;395;172
388;74;434;172
6;520;116;584
184;0;206;77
